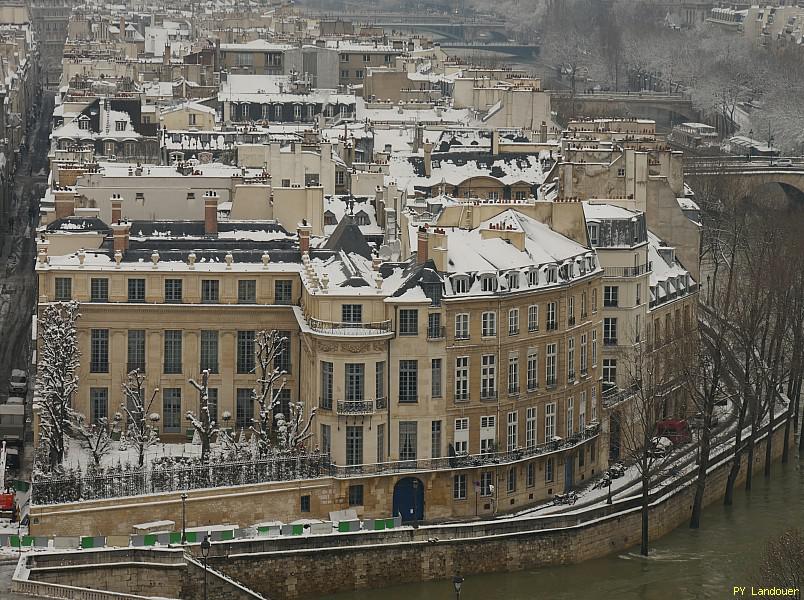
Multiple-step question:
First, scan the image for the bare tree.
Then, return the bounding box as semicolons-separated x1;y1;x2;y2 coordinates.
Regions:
121;370;159;468
754;528;804;592
187;370;217;463
616;343;673;556
275;399;316;452
69;413;115;466
249;330;288;456
37;301;81;470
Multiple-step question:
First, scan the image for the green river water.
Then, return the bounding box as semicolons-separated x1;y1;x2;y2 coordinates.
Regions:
323;450;803;600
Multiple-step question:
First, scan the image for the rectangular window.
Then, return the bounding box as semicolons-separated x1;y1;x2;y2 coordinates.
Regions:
545;402;556;440
592;330;598;365
508;354;519;395
377;423;385;462
431;420;442;458
54;277;72;301
321;361;333;409
567;337;576;382
480;415;496;454
527;462;535;488
163;388;181;432
454;418;469;454
604;285;619;307
201;280;219;303
481;354;496;400
345;363;365;402
480;471;493;496
342;304;363;323
592;288;598;313
275;280;293;304
579;391;587;431
603;359;617;384
236;330;255;374
546;343;557;386
90;329;109;373
636;283;642;305
545;457;554;482
375;361;386;404
90;278;108;302
399;360;418;403
453;474;467;500
163;330;182;374
90;387;108;424
567;397;574;436
507;468;517;493
274;331;291;374
527;349;538;391
455;356;469;401
300;495;311;513
568;296;575;326
236;388;253;429
508;308;519;335
399;309;419;335
507;411;518;452
207;388;218;425
431;358;442;398
127;329;145;373
604;318;618;345
482;311;497;337
165;278;182;303
346;425;364;466
399;421;417;461
237;280;256;304
455;313;470;339
427;313;442;338
546;302;557;330
200;330;219;373
526;407;537;448
592;386;598;422
128;278;145;302
528;305;539;332
348;484;364;506
321;423;331;454
580;334;588;375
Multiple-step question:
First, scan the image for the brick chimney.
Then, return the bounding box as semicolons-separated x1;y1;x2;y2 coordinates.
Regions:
423;141;433;178
163;43;171;66
204;191;219;235
416;226;428;264
111;195;122;223
54;190;75;219
119;16;125;36
111;221;130;253
540;121;548;143
297;220;312;254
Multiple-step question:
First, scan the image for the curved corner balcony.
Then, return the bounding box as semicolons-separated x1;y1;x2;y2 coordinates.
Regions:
336;400;376;415
306;317;393;337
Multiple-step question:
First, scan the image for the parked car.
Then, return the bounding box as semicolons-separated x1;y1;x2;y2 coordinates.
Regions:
9;369;27;393
775;158;793;167
648;436;673;458
656;419;692;444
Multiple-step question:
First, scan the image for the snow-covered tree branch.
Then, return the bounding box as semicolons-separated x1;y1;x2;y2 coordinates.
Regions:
121;369;159;468
37;301;81;470
187;369;217;463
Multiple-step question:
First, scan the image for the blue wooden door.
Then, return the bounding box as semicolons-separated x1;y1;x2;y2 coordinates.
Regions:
392;477;424;522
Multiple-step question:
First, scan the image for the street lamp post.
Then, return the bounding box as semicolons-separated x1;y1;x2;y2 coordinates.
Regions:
200;535;211;600
606;477;613;505
748;129;753;161
180;493;188;544
452;575;464;600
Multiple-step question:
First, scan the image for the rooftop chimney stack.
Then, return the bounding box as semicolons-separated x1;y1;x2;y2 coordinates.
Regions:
111;195;122;223
423;141;433;178
297;220;312;254
204;191;219;235
417;226;428;264
111;221;130;253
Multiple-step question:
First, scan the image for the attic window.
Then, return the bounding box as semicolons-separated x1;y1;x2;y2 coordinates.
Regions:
79;117;90;130
353;211;370;226
452;276;469;294
527;270;538;287
546;266;557;284
115;121;126;132
587;224;599;246
480;275;497;293
506;272;520;290
324;211;337;226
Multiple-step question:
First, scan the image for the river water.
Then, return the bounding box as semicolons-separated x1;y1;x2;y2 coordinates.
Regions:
323;450;803;600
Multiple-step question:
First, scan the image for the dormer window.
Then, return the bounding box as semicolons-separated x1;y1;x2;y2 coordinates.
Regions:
546;266;557;284
324;211;337;226
78;116;90;130
587;223;599;246
527;269;538;287
353;211;370;226
480;275;497;293
452;276;469;294
115;120;126;132
506;272;520;290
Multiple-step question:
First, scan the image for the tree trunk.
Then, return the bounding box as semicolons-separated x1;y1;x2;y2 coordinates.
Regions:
745;415;757;491
690;408;714;528
725;350;751;505
640;474;650;556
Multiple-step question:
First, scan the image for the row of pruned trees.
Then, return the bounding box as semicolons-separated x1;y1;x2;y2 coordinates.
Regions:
35;303;315;473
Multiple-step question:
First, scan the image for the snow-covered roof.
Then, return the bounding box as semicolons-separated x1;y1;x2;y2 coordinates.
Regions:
219;39;294;52
218;75;354;104
582;202;639;221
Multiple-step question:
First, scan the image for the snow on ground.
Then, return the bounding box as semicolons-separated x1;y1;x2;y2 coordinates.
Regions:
62;436;208;470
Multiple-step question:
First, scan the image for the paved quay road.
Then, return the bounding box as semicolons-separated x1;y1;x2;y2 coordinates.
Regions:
0;559;41;599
